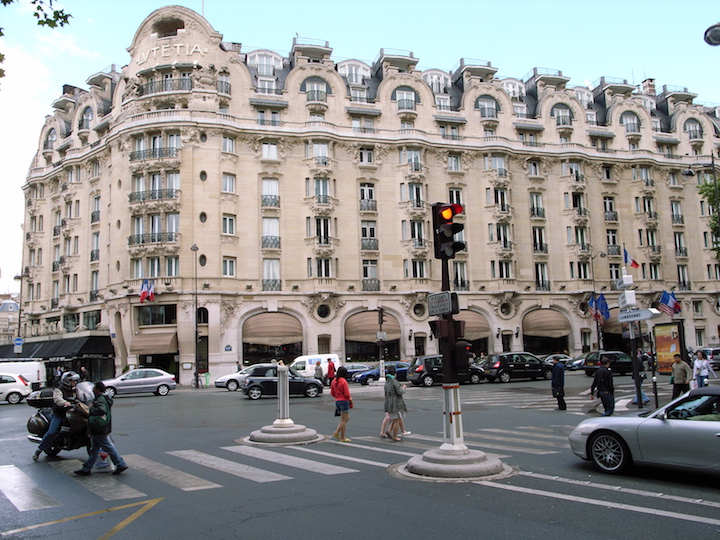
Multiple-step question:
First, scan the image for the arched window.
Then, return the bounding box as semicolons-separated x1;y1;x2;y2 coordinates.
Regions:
44;129;57;151
620;111;640;132
551;103;573;125
475;95;499;117
684;118;703;139
79;107;93;130
301;77;330;101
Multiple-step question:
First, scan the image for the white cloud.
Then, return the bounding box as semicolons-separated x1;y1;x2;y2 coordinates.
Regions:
34;32;101;60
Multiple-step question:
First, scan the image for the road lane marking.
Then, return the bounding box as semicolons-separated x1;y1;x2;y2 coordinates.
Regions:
49;460;146;501
519;471;720;510
475;481;720;527
124;454;222;491
0;498;164;538
463;432;568;448
478;428;568;441
290;446;391;468
221;445;358;475
167;450;291;483
0;465;60;511
408;433;558;455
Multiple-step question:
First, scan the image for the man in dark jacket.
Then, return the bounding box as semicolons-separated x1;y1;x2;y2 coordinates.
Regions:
551;357;566;410
74;381;128;476
590;358;615;416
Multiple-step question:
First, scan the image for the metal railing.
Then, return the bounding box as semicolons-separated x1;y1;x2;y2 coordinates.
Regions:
90;210;100;223
530;206;545;218
262;236;281;249
306;90;327;102
138;78;193;96
533;243;548;254
90;249;100;261
129;147;179;161
128;189;179;203
361;238;379;250
217;81;232;94
359;199;377;212
672;214;685;224
397;99;416;110
127;232;179;245
262;279;282;291
261;195;280;207
362;279;380;291
604;210;618;221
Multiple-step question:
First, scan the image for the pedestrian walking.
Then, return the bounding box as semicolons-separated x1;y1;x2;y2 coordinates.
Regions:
551;356;566;410
671;353;692;399
325;358;335;387
314;360;323;383
693;350;717;388
590;357;615;416
75;381;128;476
383;365;407;441
330;366;352;442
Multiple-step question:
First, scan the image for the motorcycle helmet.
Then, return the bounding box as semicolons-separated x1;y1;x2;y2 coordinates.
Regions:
60;371;80;388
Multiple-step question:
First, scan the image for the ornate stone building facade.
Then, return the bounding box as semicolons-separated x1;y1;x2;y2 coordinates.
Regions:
13;6;720;381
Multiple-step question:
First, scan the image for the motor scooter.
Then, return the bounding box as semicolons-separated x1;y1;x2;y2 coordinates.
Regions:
27;381;94;457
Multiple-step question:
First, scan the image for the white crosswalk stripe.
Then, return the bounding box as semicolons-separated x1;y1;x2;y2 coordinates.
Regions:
0;426;576;511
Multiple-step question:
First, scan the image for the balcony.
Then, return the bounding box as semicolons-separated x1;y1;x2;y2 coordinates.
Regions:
604;210;618;222
361;238;379;251
397;99;416;111
530;206;545;219
536;281;551;291
555;116;572;126
675;246;688;257
217;81;231;94
129;147;179;161
453;279;470;291
607;244;621;256
90;210;101;223
533;243;548;254
261;236;281;249
408;162;423;172
306;90;327;102
52;261;60;272
261;194;280;208
671;213;685;225
478;107;498;118
51;298;59;309
362;278;380;292
687;129;703;140
128;189;179;203
138;78;193;96
262;279;282;291
359;199;377;212
127;232;179;246
492;203;513;222
90;249;100;262
678;281;692;291
624;123;640;133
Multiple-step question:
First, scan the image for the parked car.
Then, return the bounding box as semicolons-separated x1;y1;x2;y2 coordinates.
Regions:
583;350;634;376
214;365;259;391
567;354;587;371
352;361;410;385
342;363;371;380
480;352;551;383
569;386;720;474
541;353;574;368
696;348;720;370
241;365;323;400
407;355;485;387
0;373;32;404
102;368;177;397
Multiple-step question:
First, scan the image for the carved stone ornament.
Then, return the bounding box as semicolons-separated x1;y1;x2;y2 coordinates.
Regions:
300;293;345;319
220;301;239;332
399;292;428;314
488;291;522;318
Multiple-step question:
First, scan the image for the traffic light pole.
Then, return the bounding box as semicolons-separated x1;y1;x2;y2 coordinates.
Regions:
439;258;468;454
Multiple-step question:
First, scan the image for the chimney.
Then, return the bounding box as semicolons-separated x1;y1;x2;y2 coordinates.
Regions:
641;78;656;96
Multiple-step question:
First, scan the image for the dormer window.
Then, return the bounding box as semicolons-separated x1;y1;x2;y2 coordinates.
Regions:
79;107;93;130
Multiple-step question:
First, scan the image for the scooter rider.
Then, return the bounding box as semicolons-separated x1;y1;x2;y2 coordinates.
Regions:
33;371;80;461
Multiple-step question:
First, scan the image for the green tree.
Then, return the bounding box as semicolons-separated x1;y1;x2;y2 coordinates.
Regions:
697;175;720;259
0;0;71;79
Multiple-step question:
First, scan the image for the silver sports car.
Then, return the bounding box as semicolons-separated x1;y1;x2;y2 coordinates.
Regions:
569;386;720;474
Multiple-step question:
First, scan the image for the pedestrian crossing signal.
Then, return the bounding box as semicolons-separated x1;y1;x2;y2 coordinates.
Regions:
432;203;466;260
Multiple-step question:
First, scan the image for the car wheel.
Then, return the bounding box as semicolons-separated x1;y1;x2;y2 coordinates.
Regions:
470;373;481;385
589;431;631;474
247;386;262;400
155;384;170;396
542;369;551;380
305;385;320;398
585;370;594;377
421;375;434;387
6;392;22;405
498;371;511;383
106;387;117;398
226;380;239;392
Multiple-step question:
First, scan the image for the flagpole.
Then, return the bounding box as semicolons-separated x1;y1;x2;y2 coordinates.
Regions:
591;251;606;350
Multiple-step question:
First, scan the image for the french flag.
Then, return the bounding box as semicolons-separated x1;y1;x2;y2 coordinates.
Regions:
139;279;155;303
623;248;640;269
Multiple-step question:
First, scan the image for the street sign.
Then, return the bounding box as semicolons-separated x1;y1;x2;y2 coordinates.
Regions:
428;291;452;316
376;331;387;341
13;337;24;346
618;308;661;322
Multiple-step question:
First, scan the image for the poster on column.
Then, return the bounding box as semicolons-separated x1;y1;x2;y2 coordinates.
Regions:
653;322;685;374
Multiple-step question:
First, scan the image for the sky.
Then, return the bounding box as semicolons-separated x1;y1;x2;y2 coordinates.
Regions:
0;0;718;294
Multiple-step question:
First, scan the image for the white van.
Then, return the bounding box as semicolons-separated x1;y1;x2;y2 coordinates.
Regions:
0;359;47;389
289;354;342;379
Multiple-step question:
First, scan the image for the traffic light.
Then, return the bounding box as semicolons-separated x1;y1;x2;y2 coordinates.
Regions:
378;307;385;327
453;340;473;372
432;203;466;260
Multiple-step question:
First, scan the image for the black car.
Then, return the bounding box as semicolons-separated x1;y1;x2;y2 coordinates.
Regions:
407;355;485;387
582;350;633;376
241;365;323;400
480;352;551;383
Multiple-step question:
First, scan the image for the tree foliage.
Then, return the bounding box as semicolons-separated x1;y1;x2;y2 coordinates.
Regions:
0;0;72;79
697;175;720;259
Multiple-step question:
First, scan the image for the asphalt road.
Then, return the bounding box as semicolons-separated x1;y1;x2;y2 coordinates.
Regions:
0;371;718;539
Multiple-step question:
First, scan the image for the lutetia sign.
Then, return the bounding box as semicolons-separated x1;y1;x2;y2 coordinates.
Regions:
135;43;209;66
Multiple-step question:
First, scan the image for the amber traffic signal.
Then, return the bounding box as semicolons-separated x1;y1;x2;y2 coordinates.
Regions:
432;203;466;259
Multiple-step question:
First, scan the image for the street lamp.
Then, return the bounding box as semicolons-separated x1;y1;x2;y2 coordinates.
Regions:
590;251;606;351
13;272;30;355
190;244;199;389
682;153;719;213
704;22;720;46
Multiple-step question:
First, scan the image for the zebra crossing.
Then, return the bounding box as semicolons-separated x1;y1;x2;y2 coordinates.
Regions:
0;425;575;513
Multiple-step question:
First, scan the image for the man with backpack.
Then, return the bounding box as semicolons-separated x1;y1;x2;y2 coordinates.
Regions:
74;381;128;476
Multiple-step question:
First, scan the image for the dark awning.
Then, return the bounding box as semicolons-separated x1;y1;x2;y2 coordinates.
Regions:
129;332;178;355
0;336;114;360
